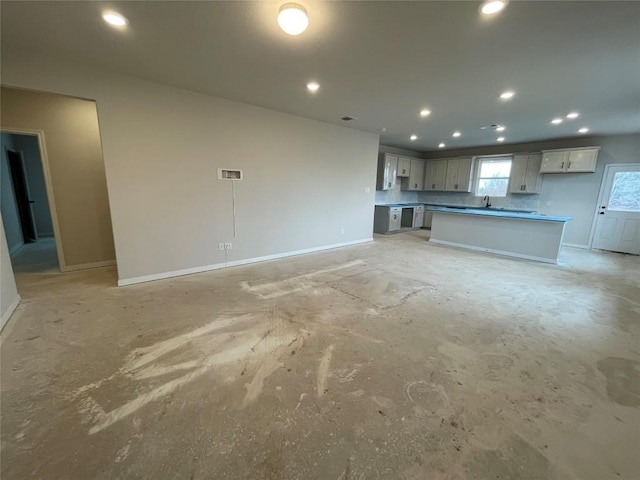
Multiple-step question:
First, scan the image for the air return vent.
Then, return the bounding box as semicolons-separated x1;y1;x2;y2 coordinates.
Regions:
218;169;243;180
341;116;357;121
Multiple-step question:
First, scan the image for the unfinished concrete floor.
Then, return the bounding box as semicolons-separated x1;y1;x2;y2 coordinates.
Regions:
1;231;639;479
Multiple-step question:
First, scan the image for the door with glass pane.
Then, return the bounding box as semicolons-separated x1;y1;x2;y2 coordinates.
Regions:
592;164;640;255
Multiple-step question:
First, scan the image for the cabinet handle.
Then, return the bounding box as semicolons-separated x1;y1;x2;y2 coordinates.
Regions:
568;161;571;169
561;161;564;169
432;183;435;189
388;182;391;187
523;184;527;190
414;183;417;188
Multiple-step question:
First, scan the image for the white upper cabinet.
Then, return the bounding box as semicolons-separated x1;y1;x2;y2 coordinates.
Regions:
398;157;411;177
509;154;543;194
424;159;448;191
405;158;425;191
540;147;599;173
377;153;398;190
445;157;472;192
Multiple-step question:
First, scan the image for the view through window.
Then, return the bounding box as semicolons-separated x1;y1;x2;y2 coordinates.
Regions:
476;157;512;197
609;171;640;212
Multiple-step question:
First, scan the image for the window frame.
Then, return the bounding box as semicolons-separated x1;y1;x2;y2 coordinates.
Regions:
474;155;513;198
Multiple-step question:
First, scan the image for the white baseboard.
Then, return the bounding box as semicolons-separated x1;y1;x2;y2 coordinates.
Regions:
1;295;21;332
62;260;116;272
562;242;589;249
429;239;558;264
118;238;373;287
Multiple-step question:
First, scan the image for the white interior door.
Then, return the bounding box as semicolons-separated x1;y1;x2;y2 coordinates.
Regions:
592;164;640;254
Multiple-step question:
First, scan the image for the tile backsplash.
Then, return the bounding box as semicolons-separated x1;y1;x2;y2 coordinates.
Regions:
417;191;541;210
375;187;419;205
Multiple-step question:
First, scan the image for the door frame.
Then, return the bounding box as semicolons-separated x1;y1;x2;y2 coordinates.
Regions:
2;128;66;271
587;162;640;250
6;149;38;242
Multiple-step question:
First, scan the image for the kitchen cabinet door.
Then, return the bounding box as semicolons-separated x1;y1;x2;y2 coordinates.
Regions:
424;160;446;191
445;158;460;191
456;157;473;192
377;153;398;190
509;155;529;193
407;159;425;190
567;148;598;172
522;154;543;193
510;154;542;194
445;157;472;192
398;157;411;177
540;151;568;173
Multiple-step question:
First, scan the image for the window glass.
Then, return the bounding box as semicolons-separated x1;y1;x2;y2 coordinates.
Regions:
609;171;640;212
476;158;512;197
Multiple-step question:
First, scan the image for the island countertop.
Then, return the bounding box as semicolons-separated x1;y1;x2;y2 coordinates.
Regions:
427;206;572;223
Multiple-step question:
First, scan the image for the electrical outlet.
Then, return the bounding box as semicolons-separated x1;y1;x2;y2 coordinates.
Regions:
546;201;551;207
340;228;345;235
225;243;232;251
218;243;225;251
365;187;371;193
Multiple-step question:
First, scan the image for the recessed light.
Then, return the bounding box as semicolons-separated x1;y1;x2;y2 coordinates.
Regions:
306;82;320;92
578;127;589;134
438;143;446;148
420;109;431;117
410;135;418;141
566;112;580;119
481;0;508;15
497;137;505;142
551;118;563;125
278;3;309;35
500;91;515;100
496;126;506;132
102;10;128;27
452;131;461;138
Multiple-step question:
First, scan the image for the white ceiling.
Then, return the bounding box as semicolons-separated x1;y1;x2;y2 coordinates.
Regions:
2;1;639;151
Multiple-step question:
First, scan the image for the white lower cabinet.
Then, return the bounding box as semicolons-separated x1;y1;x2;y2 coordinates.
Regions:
509;154;542;194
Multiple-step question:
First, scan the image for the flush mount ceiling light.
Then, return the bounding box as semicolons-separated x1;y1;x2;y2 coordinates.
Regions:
551;118;563;125
566;112;580;119
496;125;506;132
102;10;128;27
497;137;505;142
438;143;446;148
420;109;431;117
481;0;508;16
278;3;308;35
410;135;418;141
578;127;589;134
500;90;515;100
306;81;319;92
452;131;461;137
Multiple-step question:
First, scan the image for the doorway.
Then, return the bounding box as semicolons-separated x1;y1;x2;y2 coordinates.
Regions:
1;132;60;272
591;163;640;255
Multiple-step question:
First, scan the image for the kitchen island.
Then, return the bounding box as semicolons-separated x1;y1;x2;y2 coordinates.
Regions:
428;207;573;264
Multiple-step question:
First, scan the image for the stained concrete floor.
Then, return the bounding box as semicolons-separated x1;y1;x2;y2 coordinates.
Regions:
1;232;639;479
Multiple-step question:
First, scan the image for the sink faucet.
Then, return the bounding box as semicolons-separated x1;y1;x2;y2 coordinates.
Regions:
483;195;491;207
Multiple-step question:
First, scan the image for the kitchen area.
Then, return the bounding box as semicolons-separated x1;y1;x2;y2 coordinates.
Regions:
372;148;600;263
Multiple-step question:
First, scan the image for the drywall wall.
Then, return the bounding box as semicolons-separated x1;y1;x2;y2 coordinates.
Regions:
12;134;54;236
0;219;20;330
0;133;23;253
1;87;116;269
375;144;421;205
420;133;640;247
1;52;379;284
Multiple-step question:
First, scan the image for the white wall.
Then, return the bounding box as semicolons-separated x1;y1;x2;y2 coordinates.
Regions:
421;133;640;246
0;133;24;254
1;52;379;284
0;219;20;330
12;134;54;236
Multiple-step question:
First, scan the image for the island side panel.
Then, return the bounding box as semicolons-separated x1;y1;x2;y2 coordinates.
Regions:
429;212;567;264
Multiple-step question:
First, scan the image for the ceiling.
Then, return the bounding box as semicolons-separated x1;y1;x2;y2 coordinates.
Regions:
2;1;639;151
